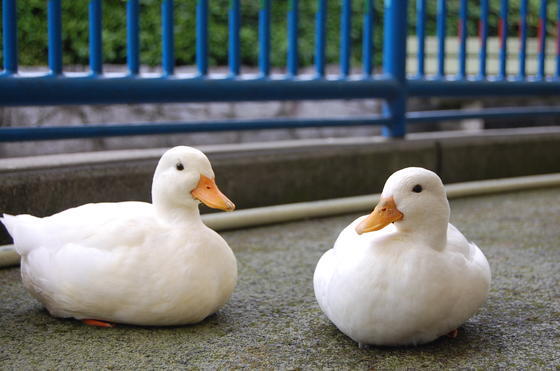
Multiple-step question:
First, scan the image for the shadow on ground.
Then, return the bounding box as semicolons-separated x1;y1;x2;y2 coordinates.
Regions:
1;188;559;368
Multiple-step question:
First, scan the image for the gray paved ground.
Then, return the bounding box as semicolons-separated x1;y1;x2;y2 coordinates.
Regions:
1;188;559;369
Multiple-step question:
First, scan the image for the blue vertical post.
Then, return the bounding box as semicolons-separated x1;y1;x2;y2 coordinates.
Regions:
362;0;374;77
556;0;560;79
196;0;208;76
498;0;508;80
416;0;426;78
2;0;17;74
48;0;62;75
458;0;468;79
287;0;299;77
315;0;327;77
436;0;446;78
89;0;103;75
258;0;271;77
127;0;140;76
162;0;174;76
382;0;408;138
340;0;352;77
229;0;240;76
518;0;528;79
537;0;548;80
2;0;18;74
478;0;489;79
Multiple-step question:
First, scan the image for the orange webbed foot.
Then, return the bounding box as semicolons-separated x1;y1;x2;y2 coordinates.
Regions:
82;319;116;328
446;328;459;338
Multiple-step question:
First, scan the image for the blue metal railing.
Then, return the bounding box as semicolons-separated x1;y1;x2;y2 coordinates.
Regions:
127;0;140;76
162;0;175;76
416;0;426;78
258;0;270;77
436;0;446;78
362;0;374;77
457;0;467;79
2;0;17;75
287;0;299;77
196;0;208;76
1;0;560;143
557;0;560;79
479;0;489;79
498;0;508;80
315;0;327;77
340;0;352;77
89;0;103;75
48;0;62;76
519;0;529;79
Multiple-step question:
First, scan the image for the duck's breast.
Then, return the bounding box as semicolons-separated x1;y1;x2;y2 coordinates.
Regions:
318;225;490;345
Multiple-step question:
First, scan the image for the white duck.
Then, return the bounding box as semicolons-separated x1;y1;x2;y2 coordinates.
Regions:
1;146;237;327
314;167;491;346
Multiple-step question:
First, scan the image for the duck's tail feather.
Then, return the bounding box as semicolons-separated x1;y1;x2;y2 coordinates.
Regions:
0;213;17;239
1;213;43;256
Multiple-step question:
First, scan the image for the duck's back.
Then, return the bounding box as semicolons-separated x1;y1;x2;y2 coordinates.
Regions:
3;202;155;255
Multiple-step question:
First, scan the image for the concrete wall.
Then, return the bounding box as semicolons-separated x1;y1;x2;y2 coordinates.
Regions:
2;126;560;245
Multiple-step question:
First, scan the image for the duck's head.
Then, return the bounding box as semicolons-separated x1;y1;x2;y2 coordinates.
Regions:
356;167;450;236
152;146;235;213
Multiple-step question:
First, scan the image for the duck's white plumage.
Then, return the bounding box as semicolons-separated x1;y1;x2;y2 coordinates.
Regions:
1;146;237;326
313;167;491;346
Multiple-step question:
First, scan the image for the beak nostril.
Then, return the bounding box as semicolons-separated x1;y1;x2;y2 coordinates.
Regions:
381;208;387;212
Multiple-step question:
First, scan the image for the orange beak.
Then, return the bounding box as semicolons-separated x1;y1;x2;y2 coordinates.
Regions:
191;175;235;212
355;196;403;235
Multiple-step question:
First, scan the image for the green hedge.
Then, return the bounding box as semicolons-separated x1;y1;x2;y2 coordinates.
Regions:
1;0;557;68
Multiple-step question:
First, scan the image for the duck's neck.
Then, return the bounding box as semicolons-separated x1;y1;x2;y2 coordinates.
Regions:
395;208;449;251
154;199;204;226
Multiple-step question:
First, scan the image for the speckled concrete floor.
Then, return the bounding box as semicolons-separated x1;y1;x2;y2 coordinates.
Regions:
1;188;559;369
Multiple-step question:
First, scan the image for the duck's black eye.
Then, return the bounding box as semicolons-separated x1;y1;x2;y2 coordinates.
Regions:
412;184;423;193
176;163;184;171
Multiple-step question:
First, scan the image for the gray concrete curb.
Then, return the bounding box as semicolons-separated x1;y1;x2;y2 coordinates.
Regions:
3;172;560;268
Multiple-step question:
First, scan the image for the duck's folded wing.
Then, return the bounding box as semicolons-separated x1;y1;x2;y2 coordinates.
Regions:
447;223;491;280
446;223;477;260
2;202;155;255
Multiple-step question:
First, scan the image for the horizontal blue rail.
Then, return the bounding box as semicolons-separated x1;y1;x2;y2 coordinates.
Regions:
0;77;401;106
3;106;560;143
407;106;560;123
408;80;560;97
0;117;394;142
1;0;559;142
